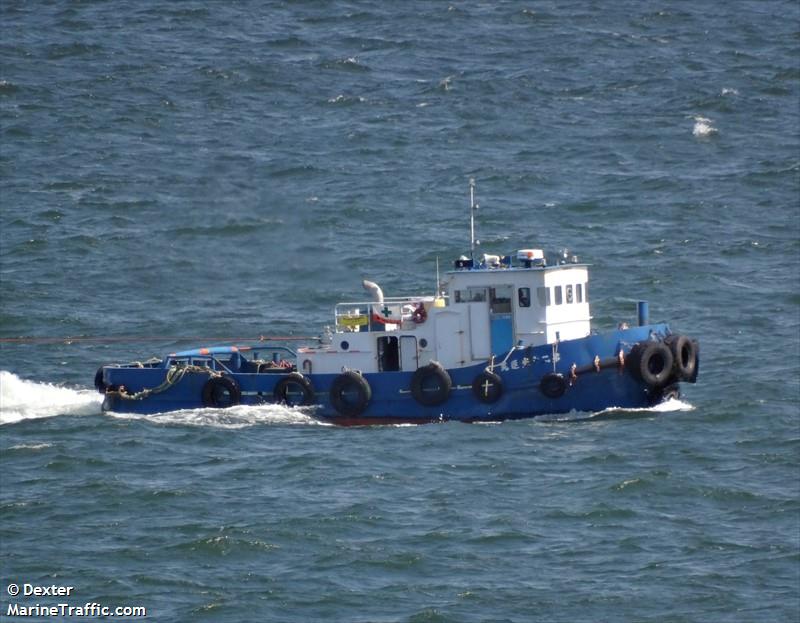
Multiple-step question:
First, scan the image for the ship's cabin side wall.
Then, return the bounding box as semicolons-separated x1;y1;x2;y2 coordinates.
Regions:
541;265;591;343
444;264;591;351
297;263;592;375
297;303;439;375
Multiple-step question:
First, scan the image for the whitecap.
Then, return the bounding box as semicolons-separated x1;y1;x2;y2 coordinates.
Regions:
692;116;718;137
7;443;53;451
327;94;365;104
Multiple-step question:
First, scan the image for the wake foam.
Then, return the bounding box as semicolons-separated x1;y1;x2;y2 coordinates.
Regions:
107;404;326;429
0;371;102;425
649;397;694;412
537;397;694;422
0;371;324;428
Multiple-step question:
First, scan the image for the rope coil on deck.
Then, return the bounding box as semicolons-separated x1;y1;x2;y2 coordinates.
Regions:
113;365;218;401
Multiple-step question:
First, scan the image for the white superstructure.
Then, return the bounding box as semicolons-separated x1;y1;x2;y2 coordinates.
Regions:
297;250;592;374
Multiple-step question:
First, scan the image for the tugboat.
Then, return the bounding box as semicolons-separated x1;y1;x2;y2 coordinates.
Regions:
96;182;699;424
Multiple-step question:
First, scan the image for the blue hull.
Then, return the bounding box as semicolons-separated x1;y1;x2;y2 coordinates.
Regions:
99;324;697;425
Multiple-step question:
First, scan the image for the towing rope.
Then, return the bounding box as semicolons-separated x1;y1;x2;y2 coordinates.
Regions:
114;365;218;401
0;335;320;345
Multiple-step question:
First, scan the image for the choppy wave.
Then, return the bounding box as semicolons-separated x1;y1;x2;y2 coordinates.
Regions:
692;115;718;137
0;371;101;425
1;0;798;619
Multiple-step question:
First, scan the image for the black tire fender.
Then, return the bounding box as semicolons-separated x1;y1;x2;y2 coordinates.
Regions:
329;371;371;417
540;372;567;399
688;340;700;383
628;341;674;389
472;370;503;404
94;367;107;394
273;372;315;406
410;363;452;407
665;334;698;381
201;376;241;408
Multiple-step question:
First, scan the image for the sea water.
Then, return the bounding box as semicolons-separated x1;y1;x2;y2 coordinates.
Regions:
1;2;798;621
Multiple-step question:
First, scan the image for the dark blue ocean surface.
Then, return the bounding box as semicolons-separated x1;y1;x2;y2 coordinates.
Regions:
1;1;798;621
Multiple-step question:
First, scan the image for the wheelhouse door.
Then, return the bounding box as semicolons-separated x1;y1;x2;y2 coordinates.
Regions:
489;285;514;356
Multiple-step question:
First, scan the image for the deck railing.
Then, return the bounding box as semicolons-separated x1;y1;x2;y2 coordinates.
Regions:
334;296;437;332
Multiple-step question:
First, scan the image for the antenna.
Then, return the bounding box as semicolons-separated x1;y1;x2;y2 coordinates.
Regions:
469;178;479;259
435;256;440;295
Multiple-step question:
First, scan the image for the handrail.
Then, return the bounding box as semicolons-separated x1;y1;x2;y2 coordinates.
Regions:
335;295;436;309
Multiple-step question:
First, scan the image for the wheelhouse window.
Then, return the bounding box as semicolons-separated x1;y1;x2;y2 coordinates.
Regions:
537;286;550;307
468;287;487;302
454;287;490;303
566;284;574;304
518;287;531;308
576;283;583;303
489;285;513;313
554;285;563;305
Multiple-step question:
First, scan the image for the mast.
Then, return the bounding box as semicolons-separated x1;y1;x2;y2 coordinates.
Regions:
469;178;479;260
